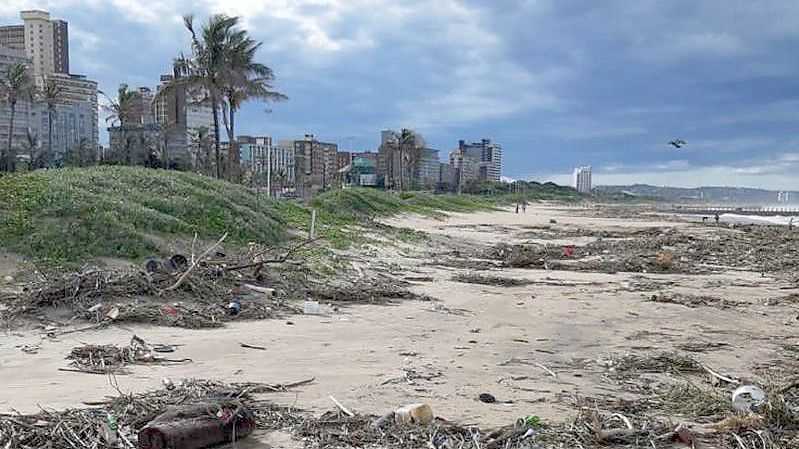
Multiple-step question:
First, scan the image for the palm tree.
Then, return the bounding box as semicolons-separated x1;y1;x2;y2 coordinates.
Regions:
190;125;213;173
219;31;286;181
101;84;142;165
39;76;63;167
172;13;286;181
168;14;235;179
0;62;35;172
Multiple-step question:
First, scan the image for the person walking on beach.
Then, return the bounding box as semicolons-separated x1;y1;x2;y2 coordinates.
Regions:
515;204;520;214
714;214;720;225
522;202;527;213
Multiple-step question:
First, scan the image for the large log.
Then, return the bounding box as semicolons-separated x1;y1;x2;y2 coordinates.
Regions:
138;401;255;449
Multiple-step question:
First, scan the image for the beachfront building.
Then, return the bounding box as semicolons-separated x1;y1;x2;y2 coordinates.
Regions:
0;11;69;78
292;134;338;196
1;10;98;165
439;162;457;191
238;135;271;176
416;147;441;189
153;74;215;168
450;149;479;193
377;128;435;190
458;138;503;182
0;46;34;166
573;166;592;193
339;151;378;187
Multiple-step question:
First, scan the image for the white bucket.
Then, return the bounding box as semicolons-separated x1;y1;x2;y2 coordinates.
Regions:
303;300;320;315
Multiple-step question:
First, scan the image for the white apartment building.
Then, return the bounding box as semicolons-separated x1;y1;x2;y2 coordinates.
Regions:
573;166;592;193
17;10;69;79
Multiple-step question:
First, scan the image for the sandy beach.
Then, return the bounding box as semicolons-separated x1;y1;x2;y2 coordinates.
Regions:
1;203;798;446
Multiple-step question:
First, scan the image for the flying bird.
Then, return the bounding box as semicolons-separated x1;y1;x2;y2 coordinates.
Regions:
668;139;686;149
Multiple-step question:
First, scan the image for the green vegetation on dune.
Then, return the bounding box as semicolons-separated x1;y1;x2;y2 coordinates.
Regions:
311;188;511;219
0;166;302;265
0;168;582;265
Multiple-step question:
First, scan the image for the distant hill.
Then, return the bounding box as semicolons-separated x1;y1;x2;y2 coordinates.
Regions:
594;184;798;205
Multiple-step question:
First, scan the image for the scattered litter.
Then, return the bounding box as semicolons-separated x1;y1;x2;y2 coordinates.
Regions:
478;393;497;403
243;283;276;296
63;335;191;374
240;343;266;351
329;395;355;417
395;403;434;425
227;300;242;316
732;385;767;413
452;273;533;287
303;300;320;315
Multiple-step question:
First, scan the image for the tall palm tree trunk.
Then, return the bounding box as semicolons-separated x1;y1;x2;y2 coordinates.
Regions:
205;142;212;175
228;108;238;182
47;109;54;167
220;102;236;182
212;101;221;179
6;102;17;172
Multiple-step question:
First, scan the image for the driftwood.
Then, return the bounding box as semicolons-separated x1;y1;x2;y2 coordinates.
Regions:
162;232;228;294
228;237;322;272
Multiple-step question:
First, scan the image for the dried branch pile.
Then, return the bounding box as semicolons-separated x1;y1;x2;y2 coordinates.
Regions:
65;335;188;374
0;379;304;449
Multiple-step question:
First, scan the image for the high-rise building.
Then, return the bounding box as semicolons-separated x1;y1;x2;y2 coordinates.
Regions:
450;149;478;192
1;10;97;164
458;139;502;181
153;74;214;167
0;25;24;51
439;162;457;191
4;10;70;78
778;191;792;204
238;135;271;176
573;166;592;193
33;73;99;160
377;128;431;189
272;141;296;188
292;134;338;195
415;148;440;189
0;46;34;164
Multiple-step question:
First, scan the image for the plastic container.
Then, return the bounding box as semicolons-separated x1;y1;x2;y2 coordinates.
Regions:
228;301;242;316
303;300;320;315
394;403;434;425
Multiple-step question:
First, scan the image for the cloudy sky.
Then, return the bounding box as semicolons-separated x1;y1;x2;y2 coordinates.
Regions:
2;0;799;189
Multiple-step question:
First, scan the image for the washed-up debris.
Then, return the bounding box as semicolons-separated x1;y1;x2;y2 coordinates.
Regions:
732;385;768;413
763;293;799;306
311;280;433;306
479;393;497;403
138;400;255;449
676;340;730;352
451;273;534;287
468;224;799;276
227;300;242;316
303;300;321;315
598;352;705;380
64;335;190;374
0;242;425;330
0;378;312;449
394;403;434;425
649;292;743;309
1;374;796;449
